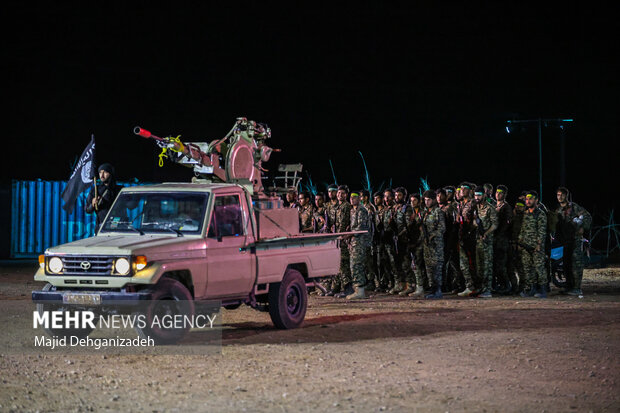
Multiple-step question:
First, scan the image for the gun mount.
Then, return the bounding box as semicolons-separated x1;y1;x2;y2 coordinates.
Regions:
135;117;279;194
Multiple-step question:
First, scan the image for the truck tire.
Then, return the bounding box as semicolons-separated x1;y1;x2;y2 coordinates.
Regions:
268;268;307;329
36;283;95;339
134;277;195;345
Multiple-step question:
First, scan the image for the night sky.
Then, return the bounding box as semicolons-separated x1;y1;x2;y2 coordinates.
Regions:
4;4;618;218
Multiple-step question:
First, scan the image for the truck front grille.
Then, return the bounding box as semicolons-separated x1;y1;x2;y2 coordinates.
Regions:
61;256;114;275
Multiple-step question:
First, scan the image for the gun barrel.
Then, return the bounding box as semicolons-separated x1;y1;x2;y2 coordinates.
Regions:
134;126;163;141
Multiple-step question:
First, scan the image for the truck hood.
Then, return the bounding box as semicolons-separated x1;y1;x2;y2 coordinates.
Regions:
46;235;206;260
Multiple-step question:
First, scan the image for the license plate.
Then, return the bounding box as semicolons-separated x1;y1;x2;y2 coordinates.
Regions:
63;293;101;305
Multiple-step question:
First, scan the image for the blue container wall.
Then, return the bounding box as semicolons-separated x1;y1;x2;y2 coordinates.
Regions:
10;180;148;258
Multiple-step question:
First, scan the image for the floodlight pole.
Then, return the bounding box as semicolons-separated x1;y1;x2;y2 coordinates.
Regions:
538;118;543;201
506;118;573;202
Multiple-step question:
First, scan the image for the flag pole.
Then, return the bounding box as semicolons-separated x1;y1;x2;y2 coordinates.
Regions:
93;177;98;211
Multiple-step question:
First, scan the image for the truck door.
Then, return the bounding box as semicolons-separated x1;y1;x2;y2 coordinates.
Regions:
205;193;254;298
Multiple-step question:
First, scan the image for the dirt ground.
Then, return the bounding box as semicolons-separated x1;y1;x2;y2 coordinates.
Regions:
1;262;619;413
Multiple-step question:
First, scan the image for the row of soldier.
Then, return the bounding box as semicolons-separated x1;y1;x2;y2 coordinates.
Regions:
283;183;591;300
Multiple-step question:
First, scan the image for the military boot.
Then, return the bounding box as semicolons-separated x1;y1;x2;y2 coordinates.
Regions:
519;285;537;298
374;279;384;292
457;287;476;297
388;280;404;295
326;281;341;297
346;286;366;300
534;287;547;298
336;284;354;298
408;285;425;297
425;287;443;299
399;283;415;296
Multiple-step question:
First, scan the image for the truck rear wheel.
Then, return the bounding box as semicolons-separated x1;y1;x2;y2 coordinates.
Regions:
134;278;194;345
268;269;307;329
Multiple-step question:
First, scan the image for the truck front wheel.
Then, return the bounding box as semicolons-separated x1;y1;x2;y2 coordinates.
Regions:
268;269;307;329
134;278;194;345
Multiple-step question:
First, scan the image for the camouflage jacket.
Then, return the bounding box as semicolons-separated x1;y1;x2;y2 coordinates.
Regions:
350;204;371;245
313;205;327;232
394;202;413;241
422;205;446;246
362;201;377;240
298;203;316;233
335;201;352;233
474;201;498;238
457;198;476;236
406;206;425;246
518;207;547;249
440;202;457;227
325;200;339;233
381;202;397;238
373;204;385;243
495;201;513;239
555;202;592;242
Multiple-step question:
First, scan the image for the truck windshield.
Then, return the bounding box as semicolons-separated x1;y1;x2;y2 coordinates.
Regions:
100;192;209;235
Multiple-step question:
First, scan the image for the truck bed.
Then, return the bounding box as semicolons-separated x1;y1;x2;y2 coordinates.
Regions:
254;231;364;285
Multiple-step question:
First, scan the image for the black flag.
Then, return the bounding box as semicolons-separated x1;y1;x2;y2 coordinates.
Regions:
61;135;96;213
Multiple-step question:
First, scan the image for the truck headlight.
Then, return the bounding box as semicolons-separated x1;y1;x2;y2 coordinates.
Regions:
114;258;131;275
49;257;63;274
135;255;148;271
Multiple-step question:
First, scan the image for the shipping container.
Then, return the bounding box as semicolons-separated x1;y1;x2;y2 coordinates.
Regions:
11;180;148;258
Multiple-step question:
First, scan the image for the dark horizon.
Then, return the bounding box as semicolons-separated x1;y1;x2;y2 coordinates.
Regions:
4;4;618;219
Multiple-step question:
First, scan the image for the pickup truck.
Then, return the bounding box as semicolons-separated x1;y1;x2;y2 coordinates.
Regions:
33;182;346;343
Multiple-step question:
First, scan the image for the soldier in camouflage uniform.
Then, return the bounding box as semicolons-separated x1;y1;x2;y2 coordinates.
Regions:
472;186;498;298
314;192;327;233
324;184;342;295
483;183;494;205
334;185;353;298
320;186;340;295
511;195;527;293
438;188;461;294
518;191;548;298
457;183;480;297
361;190;378;291
422;190;446;299
325;184;339;233
493;185;515;294
285;189;299;209
379;189;399;292
373;192;388;291
445;185;456;204
393;187;415;295
555;187;592;296
407;193;427;297
297;191;316;233
346;191;371;299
